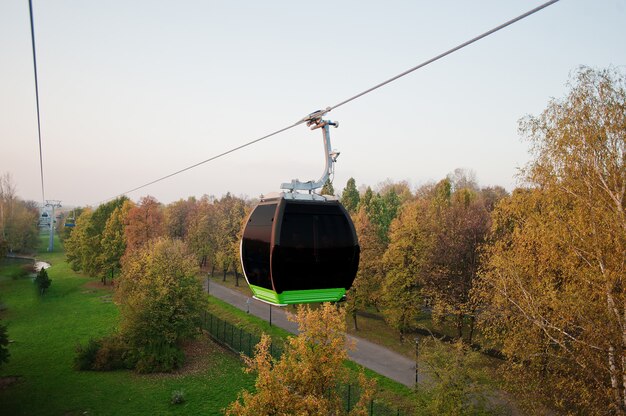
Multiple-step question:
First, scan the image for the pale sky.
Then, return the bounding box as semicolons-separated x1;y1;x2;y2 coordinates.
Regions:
1;0;624;207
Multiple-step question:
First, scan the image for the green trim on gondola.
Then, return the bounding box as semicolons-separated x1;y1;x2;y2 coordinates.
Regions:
249;284;346;305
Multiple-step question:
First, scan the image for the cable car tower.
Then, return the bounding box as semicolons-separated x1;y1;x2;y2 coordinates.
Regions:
240;110;360;306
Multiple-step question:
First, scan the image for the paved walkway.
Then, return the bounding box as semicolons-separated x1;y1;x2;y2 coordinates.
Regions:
205;279;424;387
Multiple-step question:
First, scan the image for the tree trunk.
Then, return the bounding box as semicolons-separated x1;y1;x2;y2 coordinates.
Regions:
456;312;464;341
609;345;624;413
222;268;227;282
211;264;215;277
352;311;358;331
467;315;476;345
235;269;239;287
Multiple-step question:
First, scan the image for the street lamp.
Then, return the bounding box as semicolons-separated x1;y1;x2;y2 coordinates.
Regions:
415;335;420;387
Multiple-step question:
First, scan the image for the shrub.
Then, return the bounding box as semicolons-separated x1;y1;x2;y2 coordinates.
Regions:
171;390;185;405
132;342;185;374
75;335;132;371
74;338;101;370
93;335;131;371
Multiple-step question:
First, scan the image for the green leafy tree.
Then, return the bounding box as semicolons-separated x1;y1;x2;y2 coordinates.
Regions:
340;177;360;214
116;238;205;373
476;67;626;414
358;186;374;213
64;208;95;272
358;185;403;245
64;197;127;276
226;303;375;415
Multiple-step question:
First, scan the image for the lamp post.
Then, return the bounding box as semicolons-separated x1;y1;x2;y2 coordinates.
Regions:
415;335;420;387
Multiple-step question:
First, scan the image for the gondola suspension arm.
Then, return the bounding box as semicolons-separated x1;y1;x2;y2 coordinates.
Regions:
280;109;339;198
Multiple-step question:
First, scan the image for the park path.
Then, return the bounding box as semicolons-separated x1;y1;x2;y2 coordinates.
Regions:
205;279;423;387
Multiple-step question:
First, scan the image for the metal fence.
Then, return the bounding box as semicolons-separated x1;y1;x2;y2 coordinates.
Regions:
200;310;411;415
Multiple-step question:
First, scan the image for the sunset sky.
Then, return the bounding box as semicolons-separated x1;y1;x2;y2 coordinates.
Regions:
1;0;624;207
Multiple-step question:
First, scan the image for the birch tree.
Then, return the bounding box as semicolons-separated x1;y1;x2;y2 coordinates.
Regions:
477;67;626;414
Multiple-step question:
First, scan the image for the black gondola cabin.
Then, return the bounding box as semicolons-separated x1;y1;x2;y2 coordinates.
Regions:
240;196;359;305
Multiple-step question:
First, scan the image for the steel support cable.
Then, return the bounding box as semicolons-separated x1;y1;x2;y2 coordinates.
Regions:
103;0;560;203
29;0;45;205
106;122;305;202
327;0;560;112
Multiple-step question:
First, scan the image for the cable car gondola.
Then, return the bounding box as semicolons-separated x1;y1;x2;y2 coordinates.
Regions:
240;111;360;305
64;210;75;227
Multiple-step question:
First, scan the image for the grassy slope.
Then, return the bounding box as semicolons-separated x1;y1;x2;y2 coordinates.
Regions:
0;234;253;416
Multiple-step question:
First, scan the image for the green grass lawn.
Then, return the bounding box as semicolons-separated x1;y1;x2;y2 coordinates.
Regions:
0;233;253;415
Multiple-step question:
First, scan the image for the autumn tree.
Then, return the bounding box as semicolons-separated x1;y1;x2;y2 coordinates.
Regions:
415;337;497;416
381;199;429;338
426;178;490;342
0;173;39;254
346;206;385;330
100;200;133;284
186;195;218;270
164;197;196;240
116;238;205;373
124;195;164;252
213;193;247;283
226;303;375;416
476;67;626;414
341;177;360;214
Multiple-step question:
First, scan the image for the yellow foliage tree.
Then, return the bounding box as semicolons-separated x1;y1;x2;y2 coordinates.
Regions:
226;303;375;415
346;206;385;330
116;238;205;373
476;67;626;414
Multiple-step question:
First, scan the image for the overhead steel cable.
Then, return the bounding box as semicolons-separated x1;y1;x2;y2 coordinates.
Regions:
103;0;560;204
326;0;560;112
28;0;46;205
105;122;306;203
